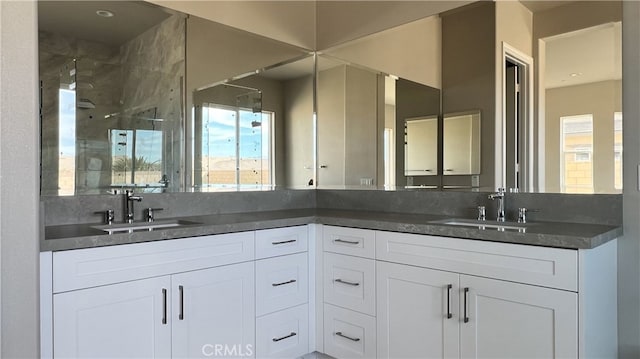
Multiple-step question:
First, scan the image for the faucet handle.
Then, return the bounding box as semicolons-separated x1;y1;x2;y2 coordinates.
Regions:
477;206;486;221
94;209;115;225
518;208;528;223
145;208;164;222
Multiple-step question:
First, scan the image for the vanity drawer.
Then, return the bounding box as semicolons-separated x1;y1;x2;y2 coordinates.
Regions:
324;252;376;316
256;304;309;359
323;225;375;259
323;303;376;359
376;230;578;291
256;252;308;316
53;231;255;293
256;226;308;259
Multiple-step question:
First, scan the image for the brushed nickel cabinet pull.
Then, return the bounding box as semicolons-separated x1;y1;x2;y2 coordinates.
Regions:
272;279;297;287
463;287;470;323
446;284;453;319
335;332;360;342
272;332;297;342
179;285;184;320
162;288;167;325
334;278;360;286
334;238;359;245
272;239;296;245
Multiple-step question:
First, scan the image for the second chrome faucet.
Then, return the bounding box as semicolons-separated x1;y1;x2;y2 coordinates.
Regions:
488;188;506;222
124;189;143;223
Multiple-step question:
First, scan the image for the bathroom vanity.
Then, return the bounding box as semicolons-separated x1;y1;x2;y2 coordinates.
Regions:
40;208;620;359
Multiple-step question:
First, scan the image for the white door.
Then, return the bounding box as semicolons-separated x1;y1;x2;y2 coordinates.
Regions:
53;276;171;358
377;261;460;359
172;262;255;359
460;275;578;359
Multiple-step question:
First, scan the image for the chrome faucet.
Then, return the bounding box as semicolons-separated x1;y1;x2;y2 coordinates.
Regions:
124;190;143;223
488;188;506;222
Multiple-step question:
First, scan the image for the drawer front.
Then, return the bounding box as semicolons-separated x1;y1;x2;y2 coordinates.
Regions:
256;304;309;359
323;225;375;259
376;231;578;291
324;252;376;316
256;226;308;259
323;304;376;359
256;252;309;316
53;231;255;293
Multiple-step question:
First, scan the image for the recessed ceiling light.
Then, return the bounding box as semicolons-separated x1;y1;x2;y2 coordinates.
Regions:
570;72;583;77
96;10;114;18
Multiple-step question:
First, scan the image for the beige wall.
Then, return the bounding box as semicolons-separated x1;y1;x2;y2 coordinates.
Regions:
323;15;442;89
186;16;308;93
151;0;316;50
545;80;621;193
0;1;40;357
344;66;380;186
441;2;495;188
283;75;315;188
316;0;471;50
534;1;622;41
496;1;533;56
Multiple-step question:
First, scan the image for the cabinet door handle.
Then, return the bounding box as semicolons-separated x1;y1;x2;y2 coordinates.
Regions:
335;331;360;342
334;238;360;245
272;239;296;245
272;279;297;287
162;288;167;325
272;332;297;342
446;284;453;319
178;285;184;320
334;278;360;286
463;287;470;323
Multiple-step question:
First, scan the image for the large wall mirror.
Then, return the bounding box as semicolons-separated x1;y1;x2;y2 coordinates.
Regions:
39;1;186;196
315;0;622;194
40;0;622;196
39;1;313;196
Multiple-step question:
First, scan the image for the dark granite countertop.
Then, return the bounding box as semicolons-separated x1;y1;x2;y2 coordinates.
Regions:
41;208;622;252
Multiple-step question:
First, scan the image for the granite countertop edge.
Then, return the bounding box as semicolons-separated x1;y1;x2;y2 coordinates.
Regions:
41;209;623;252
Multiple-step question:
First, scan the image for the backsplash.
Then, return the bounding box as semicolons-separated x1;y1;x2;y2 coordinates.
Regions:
42;189;622;227
42;190;316;226
315;190;622;226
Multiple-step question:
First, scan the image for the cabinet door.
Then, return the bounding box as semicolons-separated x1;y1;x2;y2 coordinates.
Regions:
377;261;460;359
53;276;171;358
460;275;578;359
172;262;255;359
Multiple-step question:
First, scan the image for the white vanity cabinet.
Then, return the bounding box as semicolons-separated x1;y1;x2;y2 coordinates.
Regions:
321;226;377;359
317;225;617;359
53;276;172;358
254;226;310;359
374;230;616;359
172;262;255;359
46;231;258;359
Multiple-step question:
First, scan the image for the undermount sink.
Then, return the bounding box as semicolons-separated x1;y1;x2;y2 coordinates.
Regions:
430;218;528;232
92;220;201;234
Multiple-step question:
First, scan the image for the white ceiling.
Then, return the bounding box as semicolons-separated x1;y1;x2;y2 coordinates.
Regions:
544;22;622;89
38;1;172;47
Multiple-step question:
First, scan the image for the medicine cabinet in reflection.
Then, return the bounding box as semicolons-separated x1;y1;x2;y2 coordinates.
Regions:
404;116;438;176
443;110;481;175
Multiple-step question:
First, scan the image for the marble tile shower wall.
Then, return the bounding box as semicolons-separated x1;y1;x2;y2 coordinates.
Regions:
39;31;122;196
42;189;621;227
39;14;185;196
